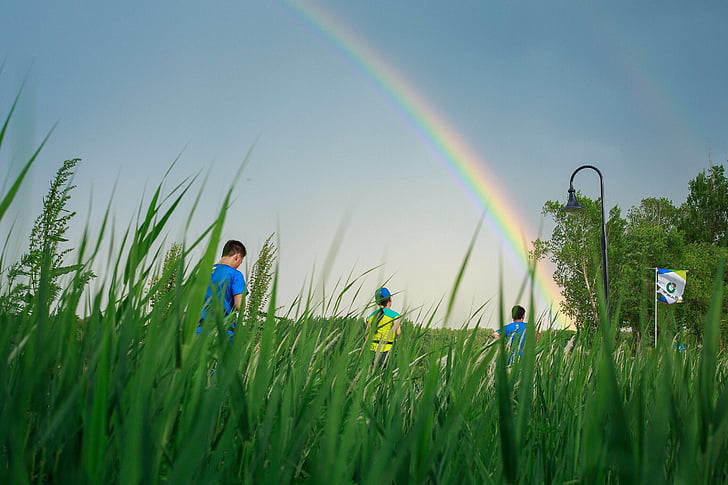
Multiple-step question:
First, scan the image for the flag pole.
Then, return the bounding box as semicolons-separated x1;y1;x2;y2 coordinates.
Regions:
654;268;658;348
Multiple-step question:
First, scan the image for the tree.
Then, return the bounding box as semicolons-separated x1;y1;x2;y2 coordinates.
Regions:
3;158;94;314
675;164;728;344
533;194;623;332
627;197;679;230
611;198;683;345
679;164;728;245
672;243;728;344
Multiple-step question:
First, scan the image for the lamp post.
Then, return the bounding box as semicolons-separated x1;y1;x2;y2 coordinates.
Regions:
563;165;609;306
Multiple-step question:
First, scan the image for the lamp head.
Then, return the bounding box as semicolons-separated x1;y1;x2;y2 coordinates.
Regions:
563;187;585;213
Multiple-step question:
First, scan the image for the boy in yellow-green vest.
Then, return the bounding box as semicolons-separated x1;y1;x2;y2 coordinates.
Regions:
365;287;402;365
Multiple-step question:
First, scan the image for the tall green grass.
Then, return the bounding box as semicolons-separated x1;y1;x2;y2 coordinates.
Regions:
1;114;727;484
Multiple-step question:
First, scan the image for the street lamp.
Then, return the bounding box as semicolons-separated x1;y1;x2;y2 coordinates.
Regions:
563;165;609;305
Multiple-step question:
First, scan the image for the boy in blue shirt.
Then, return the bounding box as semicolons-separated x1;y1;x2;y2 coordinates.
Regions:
198;239;247;341
491;305;527;363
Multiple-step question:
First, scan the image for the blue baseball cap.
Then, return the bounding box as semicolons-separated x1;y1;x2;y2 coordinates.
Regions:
375;287;391;304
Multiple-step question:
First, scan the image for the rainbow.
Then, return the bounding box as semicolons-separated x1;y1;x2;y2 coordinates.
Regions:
281;0;568;327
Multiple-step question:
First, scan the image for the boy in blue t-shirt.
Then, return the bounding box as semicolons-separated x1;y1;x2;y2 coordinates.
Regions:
198;239;247;341
491;305;528;363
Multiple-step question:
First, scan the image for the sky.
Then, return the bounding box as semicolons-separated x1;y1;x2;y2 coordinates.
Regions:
1;1;727;328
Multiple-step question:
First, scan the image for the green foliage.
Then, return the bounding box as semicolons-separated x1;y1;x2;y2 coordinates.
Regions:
532;193;622;332
628;197;679;230
3;244;727;483
536;166;728;344
674;163;728;342
150;242;183;313
674;243;728;342
612;198;683;339
679;164;728;245
244;233;277;327
2;158;94;314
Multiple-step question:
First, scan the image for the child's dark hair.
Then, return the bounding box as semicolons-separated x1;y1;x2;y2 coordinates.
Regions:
374;307;385;325
222;239;247;258
512;305;526;320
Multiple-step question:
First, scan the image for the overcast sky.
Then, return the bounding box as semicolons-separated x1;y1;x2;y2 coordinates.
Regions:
2;1;726;327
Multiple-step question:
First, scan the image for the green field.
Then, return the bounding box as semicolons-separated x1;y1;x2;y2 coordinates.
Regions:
2;229;726;483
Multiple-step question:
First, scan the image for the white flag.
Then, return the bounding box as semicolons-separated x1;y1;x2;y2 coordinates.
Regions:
656;269;687;304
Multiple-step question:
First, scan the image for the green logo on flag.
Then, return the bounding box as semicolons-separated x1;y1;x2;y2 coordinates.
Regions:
666;282;676;294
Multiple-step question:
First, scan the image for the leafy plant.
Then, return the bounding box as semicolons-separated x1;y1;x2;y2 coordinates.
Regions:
3;158;94;314
150;241;183;313
244;233;277;327
679;164;728;245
